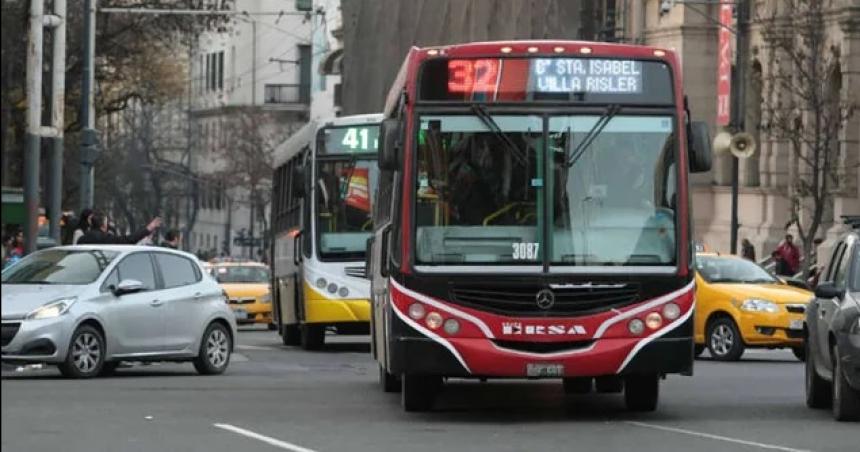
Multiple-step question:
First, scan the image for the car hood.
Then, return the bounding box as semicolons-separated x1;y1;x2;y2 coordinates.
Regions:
1;284;87;320
220;283;270;299
707;283;813;304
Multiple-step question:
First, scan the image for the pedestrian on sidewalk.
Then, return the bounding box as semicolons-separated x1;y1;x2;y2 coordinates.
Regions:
77;212;161;245
741;238;756;261
72;208;94;245
774;234;800;276
162;229;181;249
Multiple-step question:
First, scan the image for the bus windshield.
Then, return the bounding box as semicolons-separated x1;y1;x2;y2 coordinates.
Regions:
413;114;677;267
315;158;378;260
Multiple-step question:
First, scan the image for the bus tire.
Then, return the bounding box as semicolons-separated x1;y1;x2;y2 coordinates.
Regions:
281;324;301;346
595;376;624;393
300;324;325;351
380;365;401;393
401;374;439;412
624;374;659;412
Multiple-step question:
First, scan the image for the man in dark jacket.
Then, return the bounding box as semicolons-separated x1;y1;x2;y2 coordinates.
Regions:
77;212;161;245
161;229;181;249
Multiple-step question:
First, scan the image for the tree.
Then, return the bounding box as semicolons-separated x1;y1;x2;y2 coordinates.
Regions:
757;0;858;276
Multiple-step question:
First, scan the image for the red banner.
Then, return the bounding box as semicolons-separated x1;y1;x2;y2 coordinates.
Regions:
716;5;733;126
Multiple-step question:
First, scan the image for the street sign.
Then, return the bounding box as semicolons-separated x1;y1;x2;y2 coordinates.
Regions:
716;5;733;126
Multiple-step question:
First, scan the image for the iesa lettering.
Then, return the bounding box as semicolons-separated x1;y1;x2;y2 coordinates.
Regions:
502;322;587;336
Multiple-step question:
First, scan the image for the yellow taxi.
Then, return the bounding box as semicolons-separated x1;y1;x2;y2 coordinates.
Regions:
207;260;274;329
694;253;814;361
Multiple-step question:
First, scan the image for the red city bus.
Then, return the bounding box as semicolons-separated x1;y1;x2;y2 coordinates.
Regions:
367;40;713;412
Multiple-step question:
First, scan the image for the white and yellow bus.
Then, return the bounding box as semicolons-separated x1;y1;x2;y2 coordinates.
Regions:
270;114;382;349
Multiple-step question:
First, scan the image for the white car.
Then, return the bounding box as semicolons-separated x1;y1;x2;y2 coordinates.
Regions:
1;246;237;378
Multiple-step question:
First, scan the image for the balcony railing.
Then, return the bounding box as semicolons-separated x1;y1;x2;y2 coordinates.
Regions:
264;84;310;105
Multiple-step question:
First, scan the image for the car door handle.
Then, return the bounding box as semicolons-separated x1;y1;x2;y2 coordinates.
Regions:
150;299;164;307
193;292;203;300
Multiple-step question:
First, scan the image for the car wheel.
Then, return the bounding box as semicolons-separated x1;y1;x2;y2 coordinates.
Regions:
624;374;659;412
401;374;440;412
707;317;745;361
281;324;301;346
791;346;805;362
805;339;831;409
58;325;105;379
832;345;860;421
694;344;705;358
562;377;593;394
193;322;232;375
99;361;120;377
380;364;401;393
300;324;325;351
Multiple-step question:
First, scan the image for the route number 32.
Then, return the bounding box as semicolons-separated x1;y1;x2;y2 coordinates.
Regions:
512;242;539;260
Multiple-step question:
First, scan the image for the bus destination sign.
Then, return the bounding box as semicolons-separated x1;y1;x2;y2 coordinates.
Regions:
530;59;642;94
321;125;380;154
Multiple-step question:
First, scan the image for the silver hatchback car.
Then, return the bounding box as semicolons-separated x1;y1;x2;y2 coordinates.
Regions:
1;246;237;378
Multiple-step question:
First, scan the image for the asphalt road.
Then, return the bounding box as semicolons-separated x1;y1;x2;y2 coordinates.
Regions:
2;326;856;452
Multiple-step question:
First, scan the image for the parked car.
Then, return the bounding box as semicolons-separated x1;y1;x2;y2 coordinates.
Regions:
1;246;237;378
206;260;274;329
804;229;860;421
694;253;814;361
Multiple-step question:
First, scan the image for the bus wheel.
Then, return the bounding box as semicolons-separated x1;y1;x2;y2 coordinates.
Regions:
281;324;301;346
300;324;325;351
401;374;439;412
624;375;659;412
694;344;705;358
379;365;401;393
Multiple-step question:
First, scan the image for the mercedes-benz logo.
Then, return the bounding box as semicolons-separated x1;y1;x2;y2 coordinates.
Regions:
535;289;555;310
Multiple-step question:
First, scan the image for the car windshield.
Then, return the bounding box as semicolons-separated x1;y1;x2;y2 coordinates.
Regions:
315;158;378;260
1;249;119;285
412;114;678;266
212;266;270;284
696;255;778;284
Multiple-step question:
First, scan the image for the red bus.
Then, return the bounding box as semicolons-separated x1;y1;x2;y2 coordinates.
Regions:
367;40;712;412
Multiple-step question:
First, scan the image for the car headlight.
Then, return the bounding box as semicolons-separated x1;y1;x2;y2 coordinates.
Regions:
260;293;272;304
26;298;77;320
740;299;779;313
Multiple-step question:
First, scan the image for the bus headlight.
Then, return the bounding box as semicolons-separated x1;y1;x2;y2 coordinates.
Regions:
425;312;443;329
408;303;426;320
315;278;327;289
338;286;350;298
628;318;645;335
662;303;681;320
645;312;663;330
327;283;338;294
443;318;460;335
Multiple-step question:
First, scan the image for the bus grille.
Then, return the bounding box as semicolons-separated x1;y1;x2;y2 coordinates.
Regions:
344;266;366;278
449;283;640;317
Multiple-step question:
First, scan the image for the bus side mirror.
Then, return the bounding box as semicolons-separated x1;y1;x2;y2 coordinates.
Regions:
689;121;712;173
379;119;401;171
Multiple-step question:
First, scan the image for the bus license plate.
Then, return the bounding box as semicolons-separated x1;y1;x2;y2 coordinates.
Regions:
789;319;804;330
527;363;564;377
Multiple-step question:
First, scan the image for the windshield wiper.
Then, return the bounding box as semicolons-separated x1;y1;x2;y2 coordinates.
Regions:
567;104;621;167
470;104;528;166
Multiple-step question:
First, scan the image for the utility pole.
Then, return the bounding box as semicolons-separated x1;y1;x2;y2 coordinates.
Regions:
729;0;749;255
79;0;98;212
48;0;67;244
25;0;67;254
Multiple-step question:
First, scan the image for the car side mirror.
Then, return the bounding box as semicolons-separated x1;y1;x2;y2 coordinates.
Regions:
814;282;845;300
689;121;712;173
379;118;401;171
113;279;144;296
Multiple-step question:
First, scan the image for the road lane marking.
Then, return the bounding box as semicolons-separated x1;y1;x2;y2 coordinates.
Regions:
624;422;812;452
237;344;278;351
213;423;317;452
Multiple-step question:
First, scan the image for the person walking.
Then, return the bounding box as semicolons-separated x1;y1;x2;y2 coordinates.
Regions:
774;234;801;276
741;238;756;261
72;208;94;245
77;212;161;245
162;229;181;249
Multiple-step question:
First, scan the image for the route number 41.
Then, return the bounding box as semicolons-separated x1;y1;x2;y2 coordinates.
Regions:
512;242;539;260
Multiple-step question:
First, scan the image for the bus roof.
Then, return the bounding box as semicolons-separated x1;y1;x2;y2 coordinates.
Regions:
272;114;383;167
